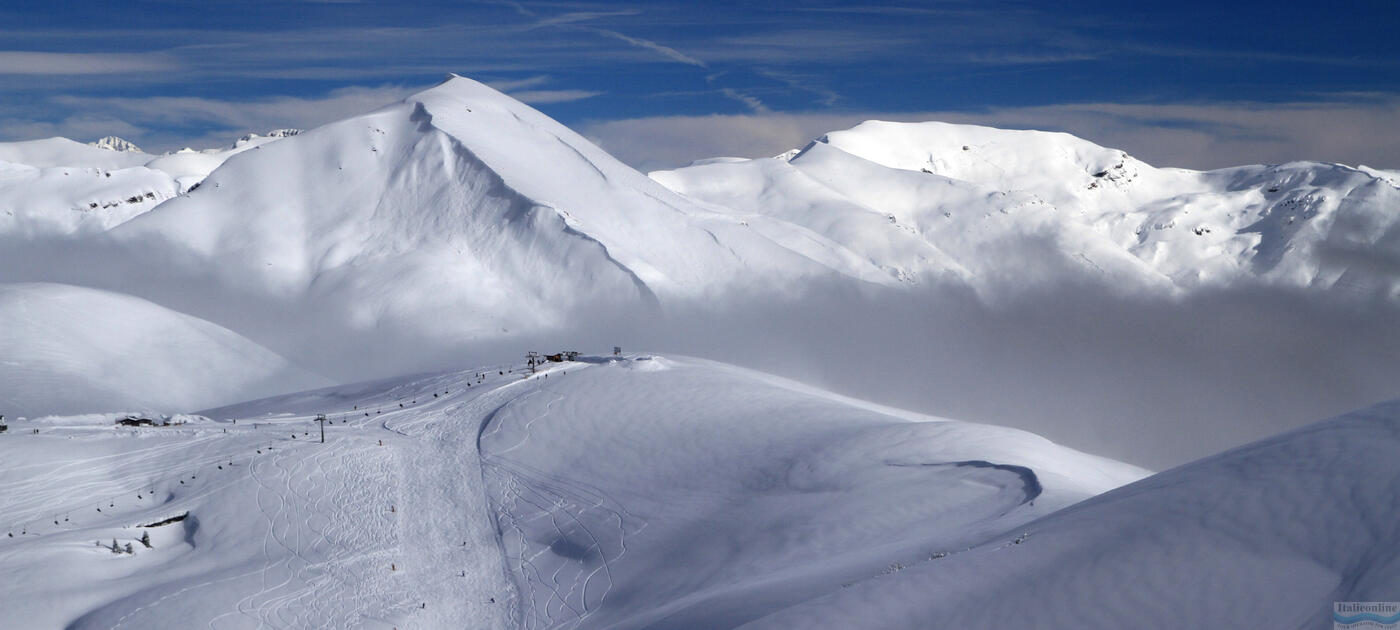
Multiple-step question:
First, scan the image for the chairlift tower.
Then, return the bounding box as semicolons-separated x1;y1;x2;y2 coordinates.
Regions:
315;414;326;443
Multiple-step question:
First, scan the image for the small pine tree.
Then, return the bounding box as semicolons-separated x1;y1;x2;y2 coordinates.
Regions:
110;538;121;554
140;531;152;549
124;542;134;554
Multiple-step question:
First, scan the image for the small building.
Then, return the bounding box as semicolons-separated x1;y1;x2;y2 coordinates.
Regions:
116;416;155;427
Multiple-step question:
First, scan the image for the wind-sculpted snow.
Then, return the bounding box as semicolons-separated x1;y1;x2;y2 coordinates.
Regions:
733;398;1400;630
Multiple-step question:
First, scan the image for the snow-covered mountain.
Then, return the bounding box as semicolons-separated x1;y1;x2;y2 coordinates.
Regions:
102;77;863;342
0;354;1146;629
105;77;911;325
89;136;143;153
653;120;1400;298
8;77;1398;318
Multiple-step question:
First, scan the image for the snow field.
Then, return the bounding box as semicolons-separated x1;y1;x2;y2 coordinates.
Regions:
0;354;1147;628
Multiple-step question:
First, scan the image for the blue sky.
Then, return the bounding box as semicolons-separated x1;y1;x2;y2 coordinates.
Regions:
2;0;1398;169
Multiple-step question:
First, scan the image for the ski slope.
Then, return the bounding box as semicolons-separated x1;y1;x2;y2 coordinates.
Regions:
0;354;1145;629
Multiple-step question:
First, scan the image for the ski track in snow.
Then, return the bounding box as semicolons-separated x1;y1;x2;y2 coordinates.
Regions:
0;367;531;629
476;368;645;630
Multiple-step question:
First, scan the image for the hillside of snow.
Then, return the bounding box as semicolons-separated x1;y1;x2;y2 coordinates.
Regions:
0;283;329;417
0;354;1144;629
736;396;1400;630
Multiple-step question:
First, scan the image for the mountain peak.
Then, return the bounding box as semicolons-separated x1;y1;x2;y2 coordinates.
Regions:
89;135;143;153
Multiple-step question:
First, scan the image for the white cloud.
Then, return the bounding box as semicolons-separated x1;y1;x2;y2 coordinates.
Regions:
510;89;603;104
481;75;601;103
580;26;707;67
534;11;641;27
0;51;179;75
485;75;553;92
718;88;769;113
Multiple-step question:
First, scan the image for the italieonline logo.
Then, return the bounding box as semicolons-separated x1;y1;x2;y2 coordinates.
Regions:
1335;602;1400;629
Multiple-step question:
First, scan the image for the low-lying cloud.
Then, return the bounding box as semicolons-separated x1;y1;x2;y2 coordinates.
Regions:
2;226;1396;471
